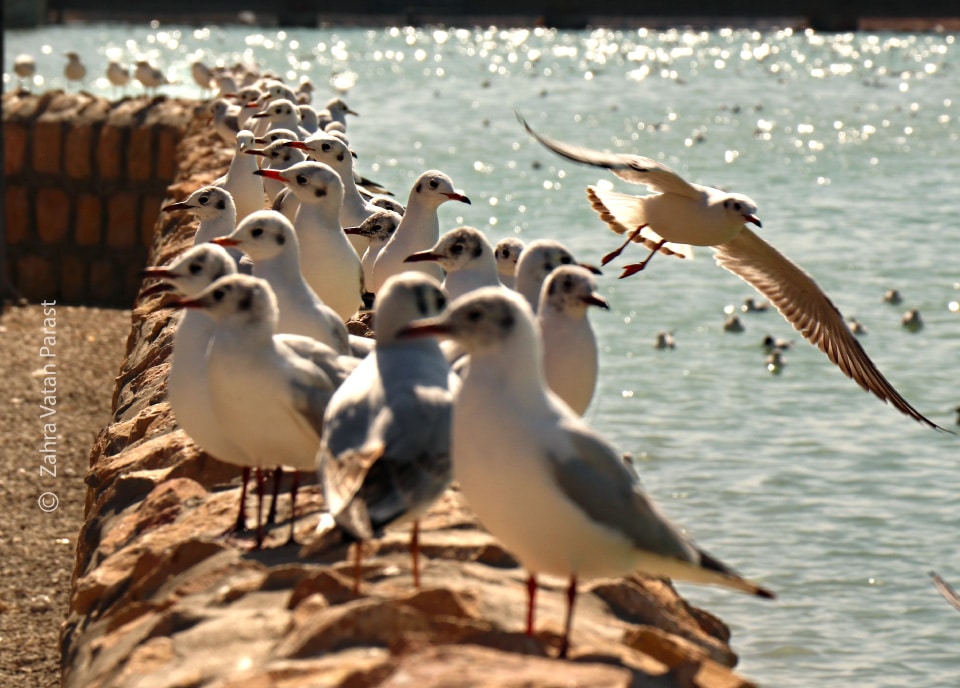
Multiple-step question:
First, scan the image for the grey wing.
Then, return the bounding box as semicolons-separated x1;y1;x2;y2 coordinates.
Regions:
517;112;700;197
714;228;944;431
551;419;698;563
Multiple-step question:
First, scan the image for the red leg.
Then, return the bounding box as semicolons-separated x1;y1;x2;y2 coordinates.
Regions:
266;466;283;525
255;467;265;549
353;541;364;596
619;238;667;278
224;467;250;537
411;521;421;588
559;575;578;659
601;224;648;266
525;573;538;636
284;471;300;546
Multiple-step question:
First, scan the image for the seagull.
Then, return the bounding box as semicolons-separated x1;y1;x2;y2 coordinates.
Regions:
370;196;406;215
212;130;265;222
285;133;381;254
177;274;351;547
518;115;946;431
105;60;130;97
319;272;458;594
514;239;600;314
211;210;351;354
208;99;242;146
316;97;358;131
901;308;923;333
883;288;903;305
161;186;244;266
297;104;320;135
343;209;403;291
397;288;774;658
251;98;309;140
14;54;35;91
254;161;364;321
134;59;169;95
654;331;676;350
244;138;306;203
404;226;500;302
64;52;87;91
191;60;215;96
537;265;609;416
495;237;526;289
370;170;471;295
140;245;252;535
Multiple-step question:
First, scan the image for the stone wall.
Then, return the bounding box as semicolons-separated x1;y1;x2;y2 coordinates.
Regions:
59;108;760;688
2;91;196;308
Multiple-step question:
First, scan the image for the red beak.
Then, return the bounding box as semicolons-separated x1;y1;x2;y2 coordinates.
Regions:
253;169;288;182
404;250;442;263
745;214;762;228
396;321;452;339
283;141;310;150
161;201;192;212
210;237;240;247
442;192;471;204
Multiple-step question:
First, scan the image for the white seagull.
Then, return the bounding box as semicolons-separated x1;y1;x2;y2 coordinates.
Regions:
343;209;403;292
105;60;130;96
255;161;364;321
211;210;351;354
319;272;458;593
404;226;501;302
212;130;265;222
537;265;609;416
495;237;526;289
14;54;36;90
64;52;87;90
519;115;946;431
370;170;471;295
398;288;774;658
161;186;244;267
244;138;306;203
514;238;600;314
178;274;353;547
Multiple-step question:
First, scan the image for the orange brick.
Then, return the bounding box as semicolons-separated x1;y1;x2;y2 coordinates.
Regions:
4;122;27;176
5;186;31;245
36;188;70;244
107;193;138;248
61;254;86;301
155;127;180;180
140;194;164;247
64;123;94;179
75;194;102;246
32;120;63;175
16;254;58;302
96;124;125;179
127;127;153;181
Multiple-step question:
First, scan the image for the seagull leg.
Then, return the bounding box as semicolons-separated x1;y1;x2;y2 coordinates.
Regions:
223;467;250;537
266;466;283;525
525;573;538;636
410;521;421;588
353;541;364;595
284;471;300;546
255;467;265;549
601;224;648;266
619;239;667;278
559;575;578;659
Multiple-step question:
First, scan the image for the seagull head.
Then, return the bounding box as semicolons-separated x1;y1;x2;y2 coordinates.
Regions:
141;244;236;298
343;209;402;243
213;210;296;262
162;186;235;221
538;265;609;316
723;194;762;228
405;226;492;273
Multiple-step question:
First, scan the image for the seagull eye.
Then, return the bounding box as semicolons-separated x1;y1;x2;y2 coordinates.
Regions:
560;255;573;265
189;261;203;275
198;195;209;205
429;179;439;189
733;201;742;211
322;143;331;152
450;243;464;256
251;228;263;238
296;175;307;185
212;288;225;302
467;308;483;322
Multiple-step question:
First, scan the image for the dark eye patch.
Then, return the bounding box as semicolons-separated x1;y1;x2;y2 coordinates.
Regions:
276;234;285;245
237;293;253;311
314;188;326;198
216;199;226;210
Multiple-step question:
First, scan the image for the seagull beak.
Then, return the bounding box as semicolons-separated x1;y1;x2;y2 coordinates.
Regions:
396;320;453;339
253;169;288;183
583;293;610;310
251;111;269;119
404;250;442;263
442;192;471;204
140;266;176;279
244;148;267;156
342;225;366;236
578;262;603;275
210;236;241;247
283;141;310;150
161;201;193;212
745;214;762;228
347;108;359;116
174;296;204;309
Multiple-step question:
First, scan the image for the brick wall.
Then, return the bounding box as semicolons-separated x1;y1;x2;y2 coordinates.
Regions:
3;91;197;308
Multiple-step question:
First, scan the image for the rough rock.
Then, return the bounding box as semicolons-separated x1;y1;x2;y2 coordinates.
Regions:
61;108;758;688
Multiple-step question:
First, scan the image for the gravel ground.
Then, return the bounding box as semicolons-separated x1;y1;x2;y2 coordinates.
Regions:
0;302;132;687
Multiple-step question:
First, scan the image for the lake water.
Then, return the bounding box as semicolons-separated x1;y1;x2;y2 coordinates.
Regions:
6;22;960;686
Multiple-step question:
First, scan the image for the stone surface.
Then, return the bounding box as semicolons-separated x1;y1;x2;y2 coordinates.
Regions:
60;106;760;688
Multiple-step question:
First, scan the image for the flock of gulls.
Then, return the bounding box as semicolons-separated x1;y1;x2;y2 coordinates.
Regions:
106;57;952;656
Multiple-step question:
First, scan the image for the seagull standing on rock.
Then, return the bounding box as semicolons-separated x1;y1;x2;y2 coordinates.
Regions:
64;52;87;91
370;170;471;295
398;288;774;658
518;114;947;431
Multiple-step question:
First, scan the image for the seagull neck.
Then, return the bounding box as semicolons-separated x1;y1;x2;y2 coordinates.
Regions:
295;200;341;232
470;339;550;411
195;214;237;245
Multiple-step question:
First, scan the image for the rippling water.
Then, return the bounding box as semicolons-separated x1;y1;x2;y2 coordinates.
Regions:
6;23;960;686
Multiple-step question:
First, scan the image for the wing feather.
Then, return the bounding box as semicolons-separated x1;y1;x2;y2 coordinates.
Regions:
586;187;692;260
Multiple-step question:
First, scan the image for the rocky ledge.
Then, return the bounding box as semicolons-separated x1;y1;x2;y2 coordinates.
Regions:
60;110;757;688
